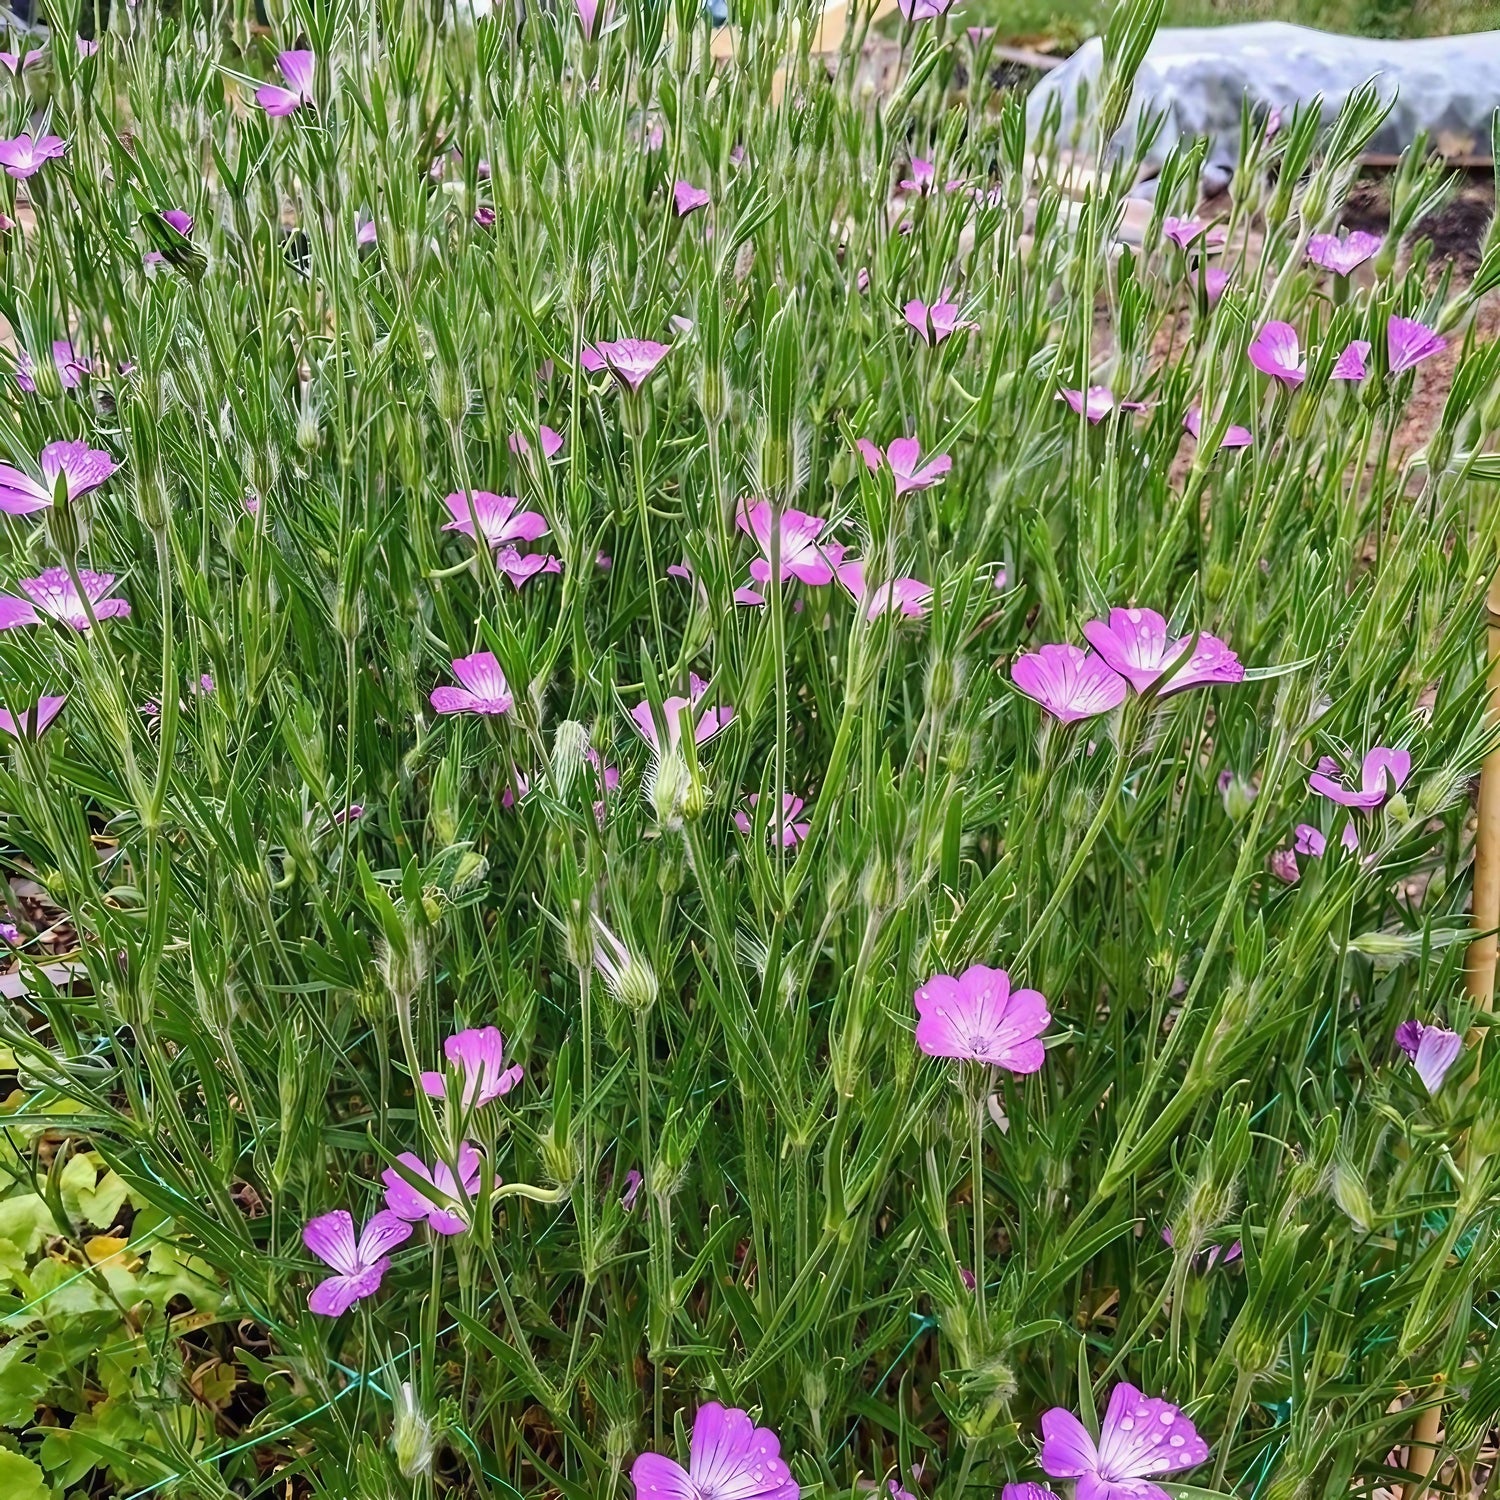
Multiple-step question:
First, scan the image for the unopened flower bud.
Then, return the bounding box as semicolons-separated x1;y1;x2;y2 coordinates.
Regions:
649;749;691;830
551;720;588;799
1329;1155;1374;1232
391;1382;437;1479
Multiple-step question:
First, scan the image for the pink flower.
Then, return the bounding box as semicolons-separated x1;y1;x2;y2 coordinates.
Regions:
1183;407;1252;449
913;964;1050;1072
1083;608;1245;696
430;652;514;716
0;695;66;739
733;792;812;847
1247;321;1306;388
1307;747;1409;809
1388;315;1446;376
1041;1382;1208;1500
733;585;767;607
1161;1226;1242;1269
1307;230;1381;276
356;214;378;246
301;1208;412;1317
1198;267;1230;304
855;435;952;496
835;558;932;621
580;338;670;391
958;1266;978;1291
1162;217;1213;250
16;341;93;395
1056;387;1147;424
967;25;996;43
0;922;19;944
422;1026;523;1108
0;133;68;178
904;291;977;345
0;440;118;515
0;569;130;631
1270;847;1301;885
897;0;956;18
1294;824;1327;857
77;37;100;58
0;50;45;74
500;767;530;808
441;490;549;548
673;180;710;216
509;425;564;460
1003;1488;1060;1500
621;1167;643;1210
588;747;620;823
333;803;362;825
890;1482;920;1500
474;205;496;228
737;500;839;587
630;1404;798;1500
256;49;315;115
899;157;936;193
575;0;608;40
631;672;733;752
1396;1021;1463;1095
855;267;870;292
596;552;612;571
494;546;562;588
1331;339;1371;382
1012;643;1127;723
162;208;194;237
383;1143;485;1235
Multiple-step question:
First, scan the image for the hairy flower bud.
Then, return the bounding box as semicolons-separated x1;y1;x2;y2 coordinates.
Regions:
551;720;588;800
1329;1154;1374;1232
593;915;658;1014
391;1382;437;1479
649;748;691;830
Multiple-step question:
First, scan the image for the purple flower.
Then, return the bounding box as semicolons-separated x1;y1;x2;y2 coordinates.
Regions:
737;500;839;587
17;341;92;394
0;569;130;631
1003;1487;1061;1500
0;922;19;944
301;1208;412;1317
441;490;549;549
500;766;531;808
1396;1021;1464;1095
474;204;496;227
733;792;812;847
1162;217;1222;251
580;338;670;391
1307;231;1381;276
630;672;733;753
256;49;315;115
421;1026;523;1108
509;425;564;460
77;37;100;59
1270;847;1301;885
0;441;118;515
621;1167;643;1210
587;748;620;823
889;1482;919;1500
630;1403;798;1500
333;803;362;825
0;133;68;179
913;964;1050;1071
1161;1226;1242;1269
897;0;957;19
1056;387;1147;424
904;291;977;345
1307;747;1409;809
1331;339;1371;382
162;208;194;237
1083;608;1245;696
575;0;608;40
1040;1382;1209;1500
383;1143;485;1236
855;435;952;497
1248;321;1306;388
0;695;66;739
1294;824;1327;857
0;50;45;74
899;157;936;193
673;180;710;216
1387;315;1446;376
835;558;933;621
430;652;514;716
356;214;378;246
494;546;562;588
1012;643;1127;723
958;1265;978;1290
1183;407;1252;449
1198;267;1230;305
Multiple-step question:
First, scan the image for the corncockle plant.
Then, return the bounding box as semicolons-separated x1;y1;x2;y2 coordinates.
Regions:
835;558;933;620
1332;339;1372;381
904;291;978;344
382;1144;486;1235
1308;229;1382;275
1040;1383;1209;1500
255;49;316;115
421;1026;524;1107
1247;320;1307;388
632;1404;799;1500
0;568;130;630
1057;387;1147;422
1012;643;1128;722
430;652;515;715
1082;609;1245;695
0;440;116;513
1395;1020;1465;1095
302;1209;413;1317
1307;747;1410;808
855;436;952;496
0;132;67;178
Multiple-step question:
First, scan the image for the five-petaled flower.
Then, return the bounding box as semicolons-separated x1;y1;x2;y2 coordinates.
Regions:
0;569;130;631
422;1027;523;1108
1307;231;1381;276
630;672;733;752
737;500;839;587
0;441;118;515
302;1208;412;1316
430;652;514;716
1183;407;1252;449
442;489;549;550
1387;315;1445;376
0;132;68;178
383;1144;485;1235
1331;340;1371;382
631;1403;799;1500
1056;387;1147;424
1247;321;1306;388
855;436;952;496
673;180;710;216
914;963;1049;1071
1011;643;1127;723
1040;1381;1209;1500
1395;1020;1464;1095
734;792;812;847
904;291;977;345
0;695;66;740
1307;747;1409;809
1083;608;1245;696
836;558;933;621
257;49;315;115
580;338;671;391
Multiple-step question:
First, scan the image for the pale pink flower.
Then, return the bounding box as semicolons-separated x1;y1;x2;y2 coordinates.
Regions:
355;214;377;246
575;0;608;40
1197;267;1230;304
855;435;952;496
509;426;564;460
383;1143;485;1235
441;490;549;549
0;695;66;739
914;964;1049;1071
1084;608;1244;696
1040;1382;1209;1500
302;1209;411;1317
1307;230;1381;276
855;267;870;293
596;552;613;571
580;338;670;391
422;1026;523;1107
899;157;936;193
734;792;812;847
256;49;315;115
630;1404;798;1500
1396;1020;1463;1095
77;37;100;58
1012;644;1127;723
673;180;710;216
1307;748;1409;809
0;440;117;514
1331;339;1371;382
1002;1487;1061;1500
0;133;67;178
430;652;513;716
1387;315;1446;376
1162;217;1214;250
1183;407;1252;449
1057;387;1147;423
737;500;839;587
0;569;130;631
904;291;977;345
494;547;562;588
1270;847;1301;885
630;672;733;752
897;0;956;18
835;558;932;621
1247;321;1306;388
0;49;45;74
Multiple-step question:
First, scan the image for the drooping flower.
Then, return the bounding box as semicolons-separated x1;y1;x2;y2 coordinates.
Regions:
1387;315;1446;376
421;1026;524;1108
733;792;812;847
1396;1020;1464;1095
1056;387;1147;424
383;1144;486;1236
301;1208;412;1317
899;157;935;193
630;1403;799;1500
621;1167;643;1210
580;338;671;391
673;180;710;216
256;49;315;115
904;291;977;345
1307;748;1409;809
441;490;549;549
913;964;1049;1072
855;436;952;496
1182;407;1252;449
1247;321;1306;388
1331;339;1371;382
0;441;118;515
630;672;733;752
1197;266;1230;305
509;425;564;460
333;803;363;825
1012;644;1127;723
0;695;66;739
1307;230;1381;276
0;133;68;178
1040;1381;1209;1500
430;652;514;716
1083;609;1245;696
736;500;839;587
0;569;130;631
835;558;932;621
161;208;194;237
1162;217;1223;251
494;546;562;588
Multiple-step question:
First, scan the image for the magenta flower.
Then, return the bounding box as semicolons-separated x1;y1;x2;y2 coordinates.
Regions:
421;1026;523;1108
913;964;1049;1072
835;558;932;621
0;441;118;515
1161;1226;1242;1269
441;490;549;549
0;133;68;178
1270;847;1301;885
1041;1382;1208;1500
0;695;66;739
0;569;130;631
631;672;733;753
356;214;378;246
1002;1487;1061;1500
1294;823;1328;857
621;1167;643;1210
904;291;977;345
301;1208;412;1317
580;338;670;391
630;1403;799;1500
501;766;530;808
1057;387;1147;423
734;792;812;847
1307;230;1381;276
161;208;194;237
899;157;936;193
1331;339;1371;382
1387;315;1446;376
673;180;710;216
1162;217;1212;250
1396;1020;1464;1095
0;922;18;944
1307;747;1409;809
588;747;620;823
1083;608;1244;696
17;341;91;395
1197;267;1230;305
0;49;44;74
897;0;957;19
737;500;839;587
1012;644;1127;723
576;0;608;39
332;803;363;825
77;37;100;58
1247;321;1306;388
509;425;564;460
855;435;952;497
383;1143;485;1236
256;49;315;115
494;546;562;587
1183;407;1252;449
430;652;513;716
